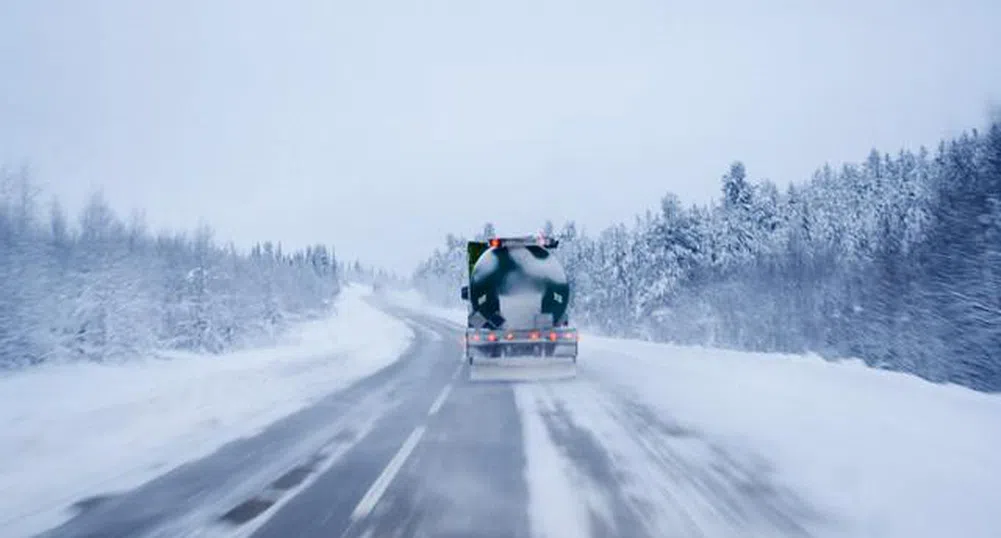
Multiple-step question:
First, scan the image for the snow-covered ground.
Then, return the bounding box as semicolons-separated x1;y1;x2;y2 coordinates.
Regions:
574;338;1001;538
403;298;1001;538
0;284;413;538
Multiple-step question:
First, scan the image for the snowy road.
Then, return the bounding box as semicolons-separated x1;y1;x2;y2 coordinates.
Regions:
34;300;828;538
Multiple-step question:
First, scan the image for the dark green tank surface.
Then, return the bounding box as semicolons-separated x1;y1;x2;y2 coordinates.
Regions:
467;244;570;330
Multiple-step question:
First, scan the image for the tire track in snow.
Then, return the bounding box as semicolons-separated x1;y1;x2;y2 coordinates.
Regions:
516;379;824;538
513;387;592;538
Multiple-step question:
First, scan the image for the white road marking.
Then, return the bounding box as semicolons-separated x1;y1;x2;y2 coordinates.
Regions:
428;384;453;416
452;364;462;379
349;425;426;522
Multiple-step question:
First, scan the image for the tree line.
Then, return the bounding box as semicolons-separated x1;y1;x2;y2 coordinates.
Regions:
414;121;1001;392
0;172;342;367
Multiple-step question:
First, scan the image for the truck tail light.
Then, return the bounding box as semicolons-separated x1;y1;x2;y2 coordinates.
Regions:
529;331;540;340
549;331;558;341
487;332;497;342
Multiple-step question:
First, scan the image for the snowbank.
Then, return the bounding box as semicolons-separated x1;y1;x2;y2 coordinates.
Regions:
580;337;1001;538
0;284;412;537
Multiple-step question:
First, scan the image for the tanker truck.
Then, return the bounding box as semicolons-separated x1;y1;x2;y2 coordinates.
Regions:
460;235;578;366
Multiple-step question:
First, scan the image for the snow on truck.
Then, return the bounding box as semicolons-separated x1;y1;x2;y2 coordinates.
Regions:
460;235;578;369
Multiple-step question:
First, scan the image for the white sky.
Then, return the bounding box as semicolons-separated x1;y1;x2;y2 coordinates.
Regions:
2;0;1000;273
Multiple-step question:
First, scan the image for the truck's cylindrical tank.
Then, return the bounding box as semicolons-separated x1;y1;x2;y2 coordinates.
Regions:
468;245;570;329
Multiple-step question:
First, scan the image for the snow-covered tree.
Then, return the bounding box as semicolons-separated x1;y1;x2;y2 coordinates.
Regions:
0;177;346;369
412;118;1001;392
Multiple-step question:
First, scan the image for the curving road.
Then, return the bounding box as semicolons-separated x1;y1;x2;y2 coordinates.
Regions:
36;301;822;538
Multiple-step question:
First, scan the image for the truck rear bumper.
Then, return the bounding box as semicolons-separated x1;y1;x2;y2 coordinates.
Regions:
464;328;578;360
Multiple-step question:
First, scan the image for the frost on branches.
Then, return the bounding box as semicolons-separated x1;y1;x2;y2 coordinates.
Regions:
0;178;341;367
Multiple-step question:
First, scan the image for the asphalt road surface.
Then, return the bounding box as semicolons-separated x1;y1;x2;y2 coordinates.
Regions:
36;301;822;538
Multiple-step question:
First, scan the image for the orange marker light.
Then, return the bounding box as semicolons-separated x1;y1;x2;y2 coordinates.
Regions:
489;238;501;248
549;332;558;341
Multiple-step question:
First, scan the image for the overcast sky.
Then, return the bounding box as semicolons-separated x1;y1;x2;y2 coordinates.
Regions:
3;0;1000;273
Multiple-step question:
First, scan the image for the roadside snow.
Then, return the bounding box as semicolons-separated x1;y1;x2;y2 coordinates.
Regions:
580;337;1001;538
0;284;412;537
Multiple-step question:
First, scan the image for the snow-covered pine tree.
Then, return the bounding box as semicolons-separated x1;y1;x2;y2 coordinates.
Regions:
0;176;346;368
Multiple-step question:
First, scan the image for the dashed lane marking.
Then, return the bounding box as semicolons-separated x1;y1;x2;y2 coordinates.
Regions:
349;425;426;522
428;384;453;417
